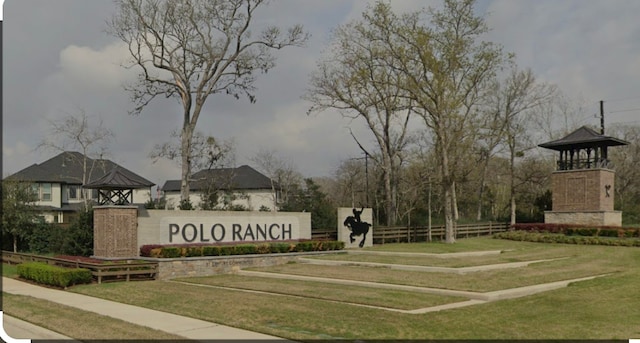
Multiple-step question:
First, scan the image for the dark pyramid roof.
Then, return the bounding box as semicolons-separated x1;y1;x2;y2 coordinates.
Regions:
538;126;629;151
162;165;273;192
6;151;153;188
84;165;155;190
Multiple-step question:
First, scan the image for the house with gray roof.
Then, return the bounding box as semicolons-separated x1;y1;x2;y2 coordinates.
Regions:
6;151;154;224
161;165;278;211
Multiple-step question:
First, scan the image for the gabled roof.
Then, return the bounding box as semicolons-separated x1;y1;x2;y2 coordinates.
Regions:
84;165;154;190
162;165;273;192
6;151;154;188
538;126;630;151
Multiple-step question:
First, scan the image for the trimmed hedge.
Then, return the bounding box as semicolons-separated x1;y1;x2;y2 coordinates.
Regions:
140;240;345;258
17;262;92;288
494;231;640;247
511;223;640;238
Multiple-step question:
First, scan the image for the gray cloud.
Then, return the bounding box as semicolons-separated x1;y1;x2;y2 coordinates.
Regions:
4;0;640;188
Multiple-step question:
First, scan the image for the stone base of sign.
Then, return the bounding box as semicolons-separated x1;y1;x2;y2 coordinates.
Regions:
93;206;139;258
153;252;342;280
544;210;622;227
337;207;373;248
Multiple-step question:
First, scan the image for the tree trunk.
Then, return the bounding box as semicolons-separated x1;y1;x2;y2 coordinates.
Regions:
180;124;194;207
509;137;517;225
382;156;397;226
476;157;490;221
13;236;18;253
427;177;432;242
444;183;456;243
439;137;456;244
452;181;459;221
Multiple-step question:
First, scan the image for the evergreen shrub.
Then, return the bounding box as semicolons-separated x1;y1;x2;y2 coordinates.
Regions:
17;262;92;288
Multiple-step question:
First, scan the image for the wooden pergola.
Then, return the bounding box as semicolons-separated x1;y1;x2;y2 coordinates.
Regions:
83;166;155;205
538;126;629;170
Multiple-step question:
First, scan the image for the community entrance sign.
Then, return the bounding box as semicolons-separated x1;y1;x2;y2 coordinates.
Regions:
138;210;311;248
95;208;312;258
162;216;302;244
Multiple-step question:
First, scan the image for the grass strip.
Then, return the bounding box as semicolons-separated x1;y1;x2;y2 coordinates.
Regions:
175;274;466;310
2;263;19;277
2;292;187;340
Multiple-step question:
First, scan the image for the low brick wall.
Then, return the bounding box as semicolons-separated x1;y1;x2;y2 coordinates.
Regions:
544;210;622;227
149;251;344;280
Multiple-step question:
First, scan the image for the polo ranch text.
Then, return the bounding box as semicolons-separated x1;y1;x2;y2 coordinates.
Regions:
168;221;296;244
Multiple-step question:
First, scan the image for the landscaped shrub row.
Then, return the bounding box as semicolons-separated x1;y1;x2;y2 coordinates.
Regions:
139;240;345;258
494;231;640;247
511;223;640;238
17;262;92;288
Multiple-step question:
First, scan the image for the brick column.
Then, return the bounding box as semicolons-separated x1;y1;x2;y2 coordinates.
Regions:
93;206;139;258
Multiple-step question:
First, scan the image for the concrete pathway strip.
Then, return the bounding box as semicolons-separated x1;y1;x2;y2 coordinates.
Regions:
298;257;567;274
2;277;283;341
346;249;504;258
237;270;610;311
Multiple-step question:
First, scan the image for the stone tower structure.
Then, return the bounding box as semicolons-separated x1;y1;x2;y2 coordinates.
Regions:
539;126;628;226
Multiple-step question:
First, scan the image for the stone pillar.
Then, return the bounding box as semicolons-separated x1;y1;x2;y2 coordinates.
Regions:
545;168;621;226
93;206;139;258
337;207;373;248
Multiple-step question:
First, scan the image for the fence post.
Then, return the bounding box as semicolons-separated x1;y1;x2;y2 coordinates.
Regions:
489;222;492;235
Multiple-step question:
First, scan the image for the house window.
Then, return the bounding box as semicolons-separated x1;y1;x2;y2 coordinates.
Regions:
31;183;53;201
41;183;52;201
31;184;39;198
68;185;79;199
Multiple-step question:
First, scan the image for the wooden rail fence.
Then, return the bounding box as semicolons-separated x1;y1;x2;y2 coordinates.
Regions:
312;222;509;243
2;251;158;284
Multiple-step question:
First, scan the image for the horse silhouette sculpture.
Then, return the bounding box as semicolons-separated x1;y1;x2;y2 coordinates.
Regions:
343;215;371;248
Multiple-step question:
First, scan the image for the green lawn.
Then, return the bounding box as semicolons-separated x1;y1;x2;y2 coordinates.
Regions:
59;238;640;340
2;263;18;277
2;293;186;340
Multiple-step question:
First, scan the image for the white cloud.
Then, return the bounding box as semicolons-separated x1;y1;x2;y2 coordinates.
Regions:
57;41;134;91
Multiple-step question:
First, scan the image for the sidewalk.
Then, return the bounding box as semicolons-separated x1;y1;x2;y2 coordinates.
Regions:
2;277;283;341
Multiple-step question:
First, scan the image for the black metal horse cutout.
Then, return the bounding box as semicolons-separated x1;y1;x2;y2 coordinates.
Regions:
343;215;371;248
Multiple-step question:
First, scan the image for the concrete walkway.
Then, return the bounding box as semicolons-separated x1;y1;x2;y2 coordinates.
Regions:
2;277;284;341
237;270;609;313
346;249;505;258
298;257;567;274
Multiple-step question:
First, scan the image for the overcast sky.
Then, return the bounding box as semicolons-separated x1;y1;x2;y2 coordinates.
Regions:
3;0;640;189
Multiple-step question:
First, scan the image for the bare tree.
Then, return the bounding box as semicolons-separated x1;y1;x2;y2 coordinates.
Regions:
150;130;235;172
108;0;309;205
150;130;235;209
37;109;114;207
306;2;413;225
250;149;302;212
608;124;640;220
333;158;368;208
373;0;506;242
481;67;556;224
